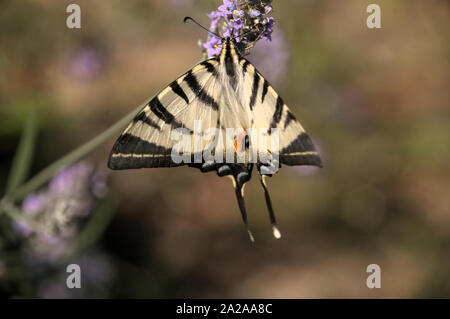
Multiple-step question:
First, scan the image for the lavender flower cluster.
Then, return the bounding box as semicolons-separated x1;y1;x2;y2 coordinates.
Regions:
14;162;108;264
202;0;275;57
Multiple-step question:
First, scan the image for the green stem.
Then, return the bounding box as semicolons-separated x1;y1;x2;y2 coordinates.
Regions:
1;58;205;207
0;198;45;233
6;101;146;203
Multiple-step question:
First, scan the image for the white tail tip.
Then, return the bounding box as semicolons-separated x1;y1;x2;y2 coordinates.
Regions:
273;226;282;239
248;230;255;242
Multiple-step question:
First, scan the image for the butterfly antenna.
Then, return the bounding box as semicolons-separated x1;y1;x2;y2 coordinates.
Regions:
231;177;255;242
184;16;221;39
258;173;281;239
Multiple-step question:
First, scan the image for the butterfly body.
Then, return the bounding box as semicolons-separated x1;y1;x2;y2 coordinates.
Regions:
109;37;322;241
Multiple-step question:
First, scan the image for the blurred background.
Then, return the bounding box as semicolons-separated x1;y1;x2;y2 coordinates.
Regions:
0;0;449;298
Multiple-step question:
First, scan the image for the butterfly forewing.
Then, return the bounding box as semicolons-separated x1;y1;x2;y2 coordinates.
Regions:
108;59;225;169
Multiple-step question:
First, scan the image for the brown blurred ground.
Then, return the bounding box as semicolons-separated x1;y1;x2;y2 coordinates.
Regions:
1;0;449;298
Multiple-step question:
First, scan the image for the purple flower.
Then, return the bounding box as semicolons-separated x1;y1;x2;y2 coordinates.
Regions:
233;17;243;30
207;10;222;22
15;162;109;265
13;193;47;236
261;17;275;41
23;193;47;215
69;47;106;81
234;9;245;18
222;26;232;38
264;16;275;26
13;221;32;237
203;35;222;57
218;0;235;17
202;0;277;57
49;162;91;194
250;10;261;17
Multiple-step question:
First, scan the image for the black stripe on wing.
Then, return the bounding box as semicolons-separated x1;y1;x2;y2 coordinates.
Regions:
169;81;189;104
261;79;269;103
242;60;250;74
249;71;260;111
283;110;296;130
133;110;161;130
279;133;322;167
149;97;174;124
267;96;284;134
200;60;219;77
108;134;177;169
184;70;220;110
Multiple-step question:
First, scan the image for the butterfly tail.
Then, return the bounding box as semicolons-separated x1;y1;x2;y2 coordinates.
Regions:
223;163;255;242
258;172;282;239
233;182;255;242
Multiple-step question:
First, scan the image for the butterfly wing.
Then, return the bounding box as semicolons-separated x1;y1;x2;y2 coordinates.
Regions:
108;59;224;169
228;57;323;240
238;59;322;168
108;41;322;241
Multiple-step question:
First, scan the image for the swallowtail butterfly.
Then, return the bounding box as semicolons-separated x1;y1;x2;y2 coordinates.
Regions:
108;36;322;241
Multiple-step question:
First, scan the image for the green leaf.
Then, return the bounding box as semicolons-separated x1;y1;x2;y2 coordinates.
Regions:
5;109;38;196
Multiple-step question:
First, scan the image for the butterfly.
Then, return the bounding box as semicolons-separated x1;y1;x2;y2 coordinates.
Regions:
108;36;322;241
